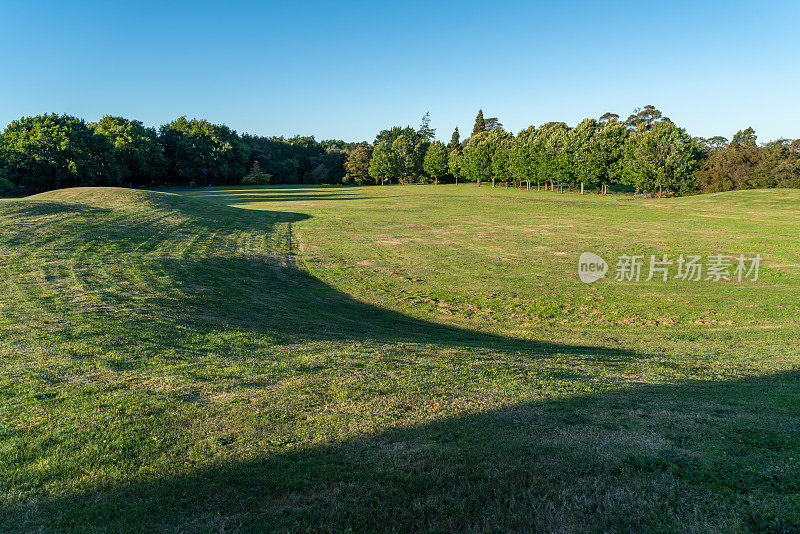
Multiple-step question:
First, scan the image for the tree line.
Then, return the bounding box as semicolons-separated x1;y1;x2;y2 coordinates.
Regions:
0;107;798;195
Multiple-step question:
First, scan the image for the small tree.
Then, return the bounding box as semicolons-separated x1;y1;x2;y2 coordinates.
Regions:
242;161;272;185
463;131;493;184
448;149;464;184
0;171;13;191
509;125;538;187
491;137;513;185
423;141;449;184
368;141;398;185
391;134;416;183
344;142;374;184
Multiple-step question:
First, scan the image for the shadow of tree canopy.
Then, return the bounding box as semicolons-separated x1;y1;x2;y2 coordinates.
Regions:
5;370;799;532
4;189;799;531
4;189;648;364
185;192;398;204
159;253;643;362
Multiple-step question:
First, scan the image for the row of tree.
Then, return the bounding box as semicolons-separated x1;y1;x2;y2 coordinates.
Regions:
360;107;799;195
0;114;360;192
1;108;798;195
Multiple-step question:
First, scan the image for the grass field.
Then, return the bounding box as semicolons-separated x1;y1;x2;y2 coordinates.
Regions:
1;184;798;532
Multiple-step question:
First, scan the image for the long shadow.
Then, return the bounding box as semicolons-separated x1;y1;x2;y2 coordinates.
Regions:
5;190;799;531
5;370;798;531
158;254;640;361
5;189;647;363
183;192;401;204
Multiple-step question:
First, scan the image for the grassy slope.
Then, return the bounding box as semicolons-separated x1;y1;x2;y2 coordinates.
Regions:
0;185;798;532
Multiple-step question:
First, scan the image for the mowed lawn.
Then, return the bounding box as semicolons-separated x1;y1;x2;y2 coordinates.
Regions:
0;184;798;532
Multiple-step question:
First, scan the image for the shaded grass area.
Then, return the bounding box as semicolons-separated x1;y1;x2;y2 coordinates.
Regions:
1;185;799;532
6;372;800;532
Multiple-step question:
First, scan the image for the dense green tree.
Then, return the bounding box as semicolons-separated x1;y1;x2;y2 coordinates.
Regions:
463;128;509;185
423;141;449;184
0;113;112;191
570;118;628;190
448;148;464;184
368;141;398;185
375;126;418;147
91;115;165;185
242;134;331;184
159;117;249;185
308;148;347;184
462;131;492;183
344;142;374;184
622;120;701;195
695;129;800;192
695;136;729;152
391;134;417;183
509;125;539;185
707;136;729;151
539;122;573;185
412;140;431;182
750;139;800;188
320;139;348;151
491;137;513;185
3;107;795;196
569;118;599;186
593;120;629;188
0;167;13;190
730;127;758;150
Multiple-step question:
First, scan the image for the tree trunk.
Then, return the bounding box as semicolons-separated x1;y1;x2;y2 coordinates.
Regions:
581;182;584;194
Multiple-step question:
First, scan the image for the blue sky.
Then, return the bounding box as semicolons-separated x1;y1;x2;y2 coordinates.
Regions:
1;0;798;143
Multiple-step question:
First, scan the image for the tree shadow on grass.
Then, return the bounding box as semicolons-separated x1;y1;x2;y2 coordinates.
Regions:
185;193;397;204
158;253;640;362
5;189;799;531
7;190;648;364
5;370;799;532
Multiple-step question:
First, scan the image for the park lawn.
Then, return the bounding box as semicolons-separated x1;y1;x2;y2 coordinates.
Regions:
0;184;798;532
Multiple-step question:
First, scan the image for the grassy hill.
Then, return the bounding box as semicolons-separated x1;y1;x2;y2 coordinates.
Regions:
1;185;798;532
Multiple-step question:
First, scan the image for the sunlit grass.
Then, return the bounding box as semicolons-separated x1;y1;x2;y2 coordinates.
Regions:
0;185;798;531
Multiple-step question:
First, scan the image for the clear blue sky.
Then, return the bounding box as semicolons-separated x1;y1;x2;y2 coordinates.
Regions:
1;0;798;143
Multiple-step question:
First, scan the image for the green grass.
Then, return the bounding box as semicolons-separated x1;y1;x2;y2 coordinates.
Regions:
0;184;798;532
